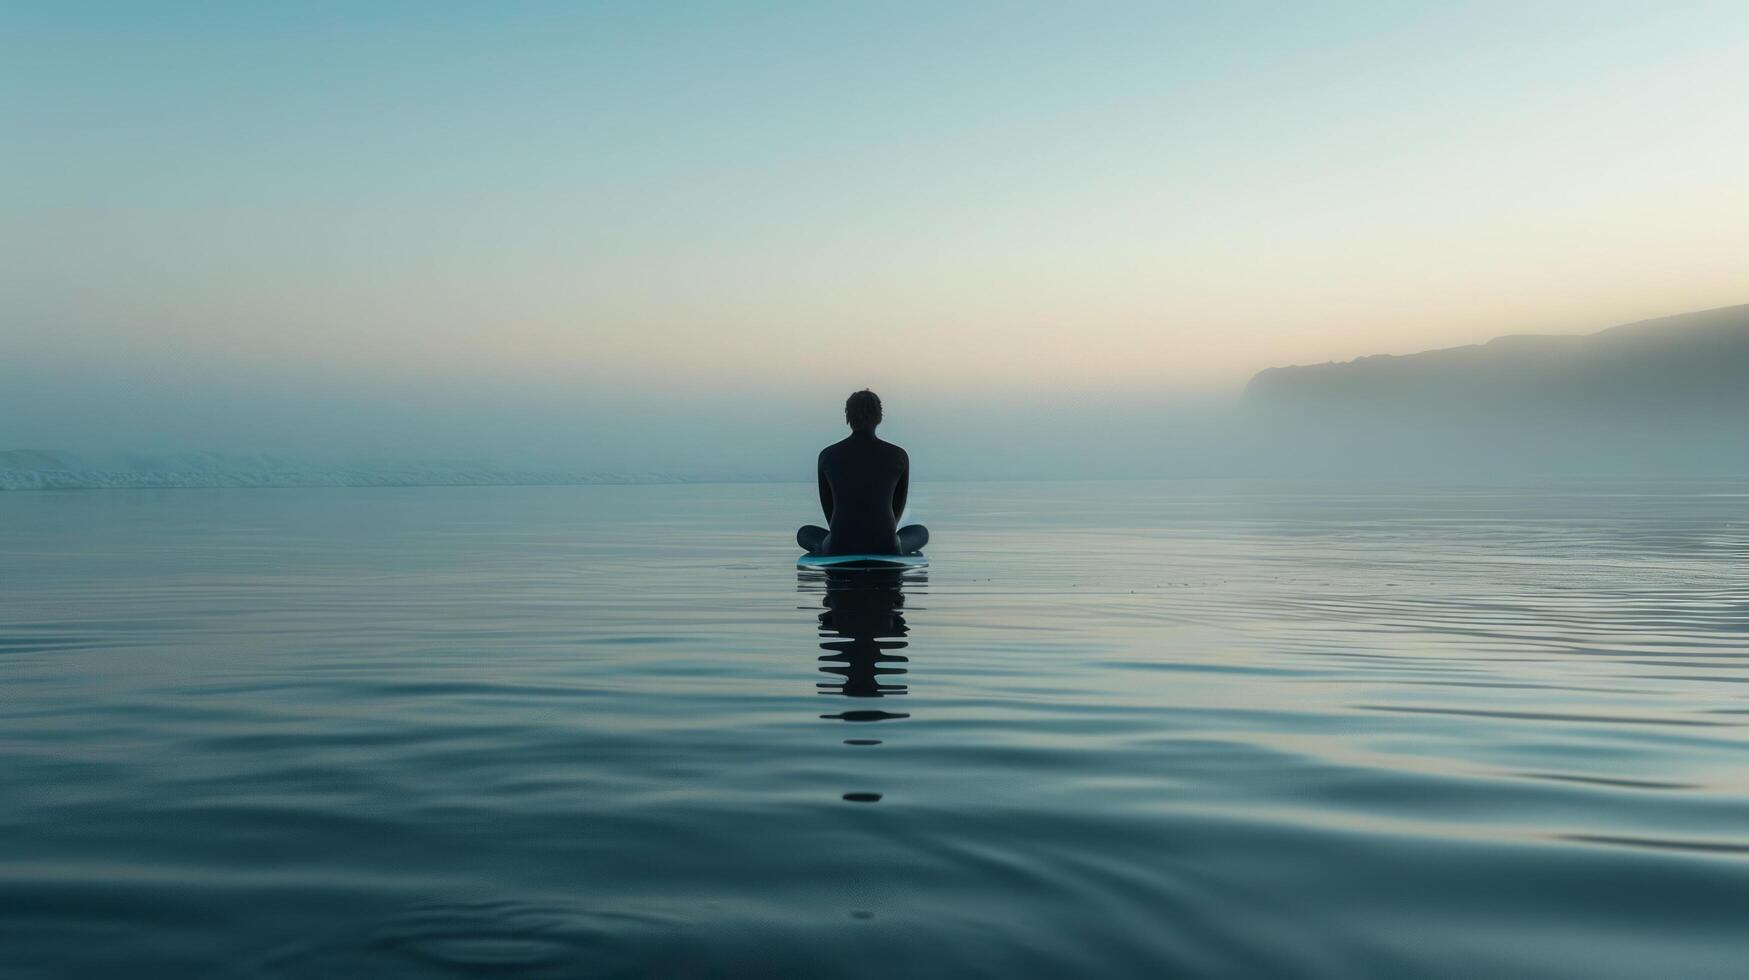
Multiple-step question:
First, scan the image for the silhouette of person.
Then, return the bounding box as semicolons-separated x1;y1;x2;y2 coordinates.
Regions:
796;390;929;556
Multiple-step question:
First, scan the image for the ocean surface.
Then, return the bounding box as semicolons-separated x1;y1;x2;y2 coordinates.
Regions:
4;480;1749;978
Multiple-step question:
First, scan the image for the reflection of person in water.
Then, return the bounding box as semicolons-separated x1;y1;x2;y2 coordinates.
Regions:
816;569;911;701
797;390;929;557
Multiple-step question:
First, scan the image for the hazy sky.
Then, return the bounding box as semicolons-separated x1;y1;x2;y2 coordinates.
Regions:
5;2;1749;461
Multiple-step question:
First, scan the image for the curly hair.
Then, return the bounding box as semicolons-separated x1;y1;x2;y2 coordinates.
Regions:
844;389;882;432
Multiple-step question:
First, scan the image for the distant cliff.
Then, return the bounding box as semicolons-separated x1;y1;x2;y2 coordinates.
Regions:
1240;304;1749;475
1245;304;1749;421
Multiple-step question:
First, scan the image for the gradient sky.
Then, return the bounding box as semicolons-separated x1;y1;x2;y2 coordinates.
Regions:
5;2;1749;461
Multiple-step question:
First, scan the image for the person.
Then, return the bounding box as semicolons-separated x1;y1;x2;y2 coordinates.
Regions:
797;390;929;556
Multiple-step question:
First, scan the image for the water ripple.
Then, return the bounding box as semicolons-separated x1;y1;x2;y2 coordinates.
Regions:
6;480;1749;977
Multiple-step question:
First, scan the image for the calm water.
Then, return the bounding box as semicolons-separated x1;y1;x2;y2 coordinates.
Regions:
4;480;1749;978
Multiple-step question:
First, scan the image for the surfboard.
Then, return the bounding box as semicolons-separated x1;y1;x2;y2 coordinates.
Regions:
796;553;928;571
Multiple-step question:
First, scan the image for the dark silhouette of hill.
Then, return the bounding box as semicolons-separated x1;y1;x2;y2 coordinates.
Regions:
1246;304;1749;419
1241;304;1749;476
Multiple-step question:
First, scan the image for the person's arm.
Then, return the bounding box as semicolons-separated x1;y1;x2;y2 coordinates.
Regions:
818;454;834;522
892;453;909;524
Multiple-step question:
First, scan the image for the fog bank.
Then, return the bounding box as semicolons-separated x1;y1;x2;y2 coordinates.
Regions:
8;304;1749;488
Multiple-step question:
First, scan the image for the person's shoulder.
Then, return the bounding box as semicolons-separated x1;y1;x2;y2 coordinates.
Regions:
884;440;909;463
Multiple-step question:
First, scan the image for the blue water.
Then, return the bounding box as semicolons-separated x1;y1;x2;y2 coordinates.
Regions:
4;480;1749;977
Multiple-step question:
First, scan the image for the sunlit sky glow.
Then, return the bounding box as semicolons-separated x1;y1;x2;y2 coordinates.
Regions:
5;1;1749;409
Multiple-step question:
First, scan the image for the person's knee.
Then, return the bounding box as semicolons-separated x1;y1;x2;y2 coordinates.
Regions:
899;524;928;552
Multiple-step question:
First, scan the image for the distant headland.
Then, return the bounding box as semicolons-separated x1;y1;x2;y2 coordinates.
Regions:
1241;303;1749;476
1246;303;1749;418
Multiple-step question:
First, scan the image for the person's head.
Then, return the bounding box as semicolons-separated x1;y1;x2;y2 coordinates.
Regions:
844;389;882;434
